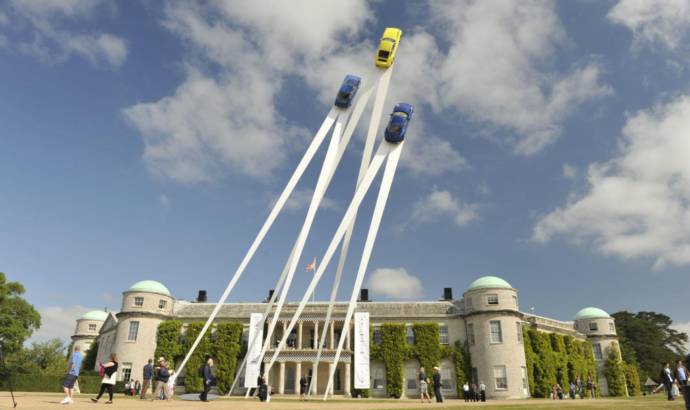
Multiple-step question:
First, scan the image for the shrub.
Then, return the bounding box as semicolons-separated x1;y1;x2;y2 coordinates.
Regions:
181;322;211;393
211;322;244;395
604;344;627;396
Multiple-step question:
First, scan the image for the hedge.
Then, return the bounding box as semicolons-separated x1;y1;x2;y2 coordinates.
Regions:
604;344;627;397
154;320;183;366
211;322;244;395
623;362;641;396
181;322;212;393
0;373;123;394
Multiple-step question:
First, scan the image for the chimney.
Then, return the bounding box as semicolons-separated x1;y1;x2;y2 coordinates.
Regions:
359;288;369;302
196;290;208;303
443;287;453;301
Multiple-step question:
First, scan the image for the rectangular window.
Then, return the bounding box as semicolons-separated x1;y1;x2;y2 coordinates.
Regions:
406;326;415;345
467;324;475;346
441;368;452;389
466;297;473;310
121;363;132;382
158;299;167;309
494;366;508;390
406;367;417;390
88;324;97;332
512;295;518;310
127;321;139;341
589;322;598;331
521;366;528;390
609;322;615;333
516;322;523;344
440;325;449;345
593;343;603;360
373;327;382;345
472;367;478;385
490;320;503;344
373;368;384;389
134;297;144;307
487;294;499;305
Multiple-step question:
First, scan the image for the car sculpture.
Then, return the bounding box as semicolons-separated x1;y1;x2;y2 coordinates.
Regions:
384;103;413;143
334;75;361;108
375;27;403;68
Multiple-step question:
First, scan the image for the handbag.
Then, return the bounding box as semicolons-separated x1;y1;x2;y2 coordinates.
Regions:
99;364;105;378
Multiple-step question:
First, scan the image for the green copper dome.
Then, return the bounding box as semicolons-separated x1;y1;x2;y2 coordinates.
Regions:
81;310;108;321
127;280;171;296
467;276;512;291
574;307;610;320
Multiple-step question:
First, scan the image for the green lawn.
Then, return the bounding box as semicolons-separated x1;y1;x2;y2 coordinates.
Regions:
386;395;686;409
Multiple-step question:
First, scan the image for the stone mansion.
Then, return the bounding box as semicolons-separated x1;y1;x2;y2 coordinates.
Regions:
72;276;620;399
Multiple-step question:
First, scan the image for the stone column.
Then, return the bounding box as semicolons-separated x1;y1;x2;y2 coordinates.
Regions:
295;362;302;394
328;362;335;396
330;321;335;349
278;361;285;394
345;323;351;350
344;362;351;397
311;362;318;395
297;321;303;349
313;321;319;349
281;321;287;348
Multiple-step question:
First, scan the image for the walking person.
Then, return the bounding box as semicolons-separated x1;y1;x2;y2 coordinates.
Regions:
60;345;82;405
432;366;443;403
91;353;118;404
299;373;308;401
419;367;431;403
152;358;170;401
661;362;675;401
199;357;215;402
479;381;486;402
587;375;595;399
569;381;576;399
676;360;689;387
140;359;153;399
470;382;477;402
462;382;470;402
166;369;176;401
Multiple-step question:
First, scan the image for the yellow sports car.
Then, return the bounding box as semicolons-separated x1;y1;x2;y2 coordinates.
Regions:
375;27;402;68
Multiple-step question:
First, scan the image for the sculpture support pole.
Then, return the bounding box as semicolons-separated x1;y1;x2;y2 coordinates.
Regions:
323;141;404;400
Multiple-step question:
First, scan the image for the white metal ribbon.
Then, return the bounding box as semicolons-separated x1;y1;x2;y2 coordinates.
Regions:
323;140;404;400
172;107;338;381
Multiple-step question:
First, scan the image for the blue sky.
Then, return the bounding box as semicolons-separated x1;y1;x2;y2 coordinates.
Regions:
2;0;690;345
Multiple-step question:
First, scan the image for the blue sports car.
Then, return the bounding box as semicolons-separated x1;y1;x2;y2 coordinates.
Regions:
334;75;361;108
384;103;413;143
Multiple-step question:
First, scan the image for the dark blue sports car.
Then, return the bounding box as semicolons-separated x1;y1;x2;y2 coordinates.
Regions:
334;75;361;108
384;103;413;143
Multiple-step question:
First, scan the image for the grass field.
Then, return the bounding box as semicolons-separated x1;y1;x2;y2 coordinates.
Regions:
0;392;685;409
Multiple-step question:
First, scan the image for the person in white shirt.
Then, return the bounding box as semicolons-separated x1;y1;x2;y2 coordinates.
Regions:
462;382;470;402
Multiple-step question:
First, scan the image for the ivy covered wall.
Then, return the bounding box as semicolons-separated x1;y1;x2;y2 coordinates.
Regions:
154;320;245;394
522;326;598;398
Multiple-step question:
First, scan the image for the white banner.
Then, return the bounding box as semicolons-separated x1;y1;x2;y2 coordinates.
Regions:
244;313;264;388
354;312;370;389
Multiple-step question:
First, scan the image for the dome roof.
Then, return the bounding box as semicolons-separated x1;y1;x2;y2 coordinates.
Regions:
467;276;512;291
127;280;171;296
575;307;610;320
81;310;108;321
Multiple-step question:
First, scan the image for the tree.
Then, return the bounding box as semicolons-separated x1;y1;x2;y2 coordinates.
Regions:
6;339;67;375
211;323;243;395
603;343;627;397
82;341;99;372
611;311;688;382
0;273;41;353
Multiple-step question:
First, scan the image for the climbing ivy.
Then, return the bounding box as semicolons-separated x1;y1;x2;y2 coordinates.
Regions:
604;344;627;397
182;322;212;393
451;340;470;398
375;323;408;398
154;320;183;366
550;333;570;388
412;323;441;395
212;322;244;395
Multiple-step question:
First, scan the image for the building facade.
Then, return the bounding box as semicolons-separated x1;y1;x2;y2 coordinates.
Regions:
75;276;620;399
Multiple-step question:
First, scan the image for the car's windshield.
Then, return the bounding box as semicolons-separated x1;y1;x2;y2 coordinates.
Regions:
387;124;402;133
378;50;390;59
393;111;408;119
338;91;351;99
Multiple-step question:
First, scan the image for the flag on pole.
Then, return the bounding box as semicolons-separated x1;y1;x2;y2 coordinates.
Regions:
306;257;317;273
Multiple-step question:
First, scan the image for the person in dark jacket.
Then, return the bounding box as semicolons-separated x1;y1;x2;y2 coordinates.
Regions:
432;366;443;403
91;353;119;404
152;358;170;401
299;373;308;401
258;373;268;402
199;357;215;402
661;362;675;401
140;359;153;399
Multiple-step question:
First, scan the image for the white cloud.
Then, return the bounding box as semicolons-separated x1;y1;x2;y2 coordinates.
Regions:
533;95;690;270
367;267;423;300
672;321;690;352
562;163;578;179
28;305;92;344
274;188;340;212
5;0;127;66
412;189;479;227
608;0;690;50
431;0;612;154
159;193;170;208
